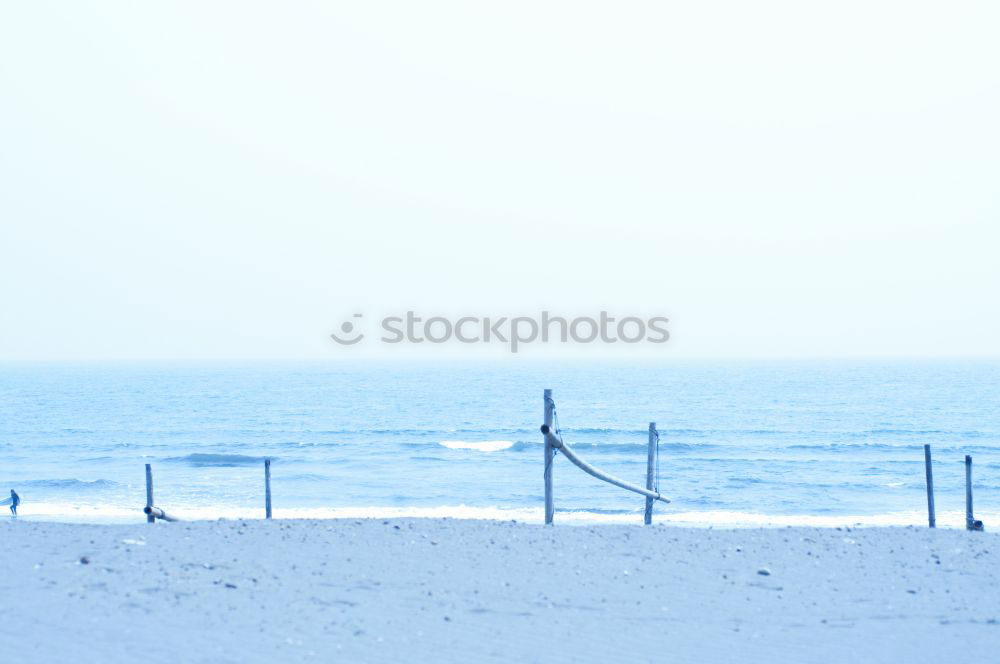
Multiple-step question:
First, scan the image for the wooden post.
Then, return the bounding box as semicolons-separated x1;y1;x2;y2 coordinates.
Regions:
966;455;974;530
264;458;272;519
923;444;935;528
145;463;155;524
965;455;983;531
644;423;656;525
543;388;554;525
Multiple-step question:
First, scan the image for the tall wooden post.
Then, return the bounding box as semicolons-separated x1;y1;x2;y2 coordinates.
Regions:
644;423;657;525
543;389;554;525
264;458;272;519
145;463;155;524
923;444;935;528
966;455;976;530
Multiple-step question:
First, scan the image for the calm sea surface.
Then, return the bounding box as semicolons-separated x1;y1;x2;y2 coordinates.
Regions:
1;361;998;526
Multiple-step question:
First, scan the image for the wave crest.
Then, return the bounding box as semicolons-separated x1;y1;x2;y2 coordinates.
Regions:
439;440;514;452
18;478;117;490
166;453;270;467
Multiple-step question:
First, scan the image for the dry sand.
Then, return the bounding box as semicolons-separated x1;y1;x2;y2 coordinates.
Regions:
2;519;998;663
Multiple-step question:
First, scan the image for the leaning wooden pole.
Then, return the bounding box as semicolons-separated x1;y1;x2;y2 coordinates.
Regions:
923;444;935;528
145;463;155;524
543;389;555;525
644;423;656;525
541;427;668;502
264;458;273;519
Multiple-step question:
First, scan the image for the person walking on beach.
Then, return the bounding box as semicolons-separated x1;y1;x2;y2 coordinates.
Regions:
8;490;19;516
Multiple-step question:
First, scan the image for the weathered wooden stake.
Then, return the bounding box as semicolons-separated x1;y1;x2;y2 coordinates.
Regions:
644;422;656;525
965;455;983;531
923;444;935;528
145;463;155;524
543;389;554;525
264;458;272;519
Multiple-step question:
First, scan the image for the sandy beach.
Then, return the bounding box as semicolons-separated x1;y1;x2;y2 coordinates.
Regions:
2;519;998;663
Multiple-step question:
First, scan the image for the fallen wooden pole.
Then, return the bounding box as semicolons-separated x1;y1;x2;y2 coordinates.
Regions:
143;505;179;522
543;389;554;525
923;444;935;528
966;455;984;531
644;422;657;525
541;425;669;503
145;463;155;524
264;458;272;519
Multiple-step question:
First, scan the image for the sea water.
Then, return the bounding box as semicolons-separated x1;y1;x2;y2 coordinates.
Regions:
1;360;998;526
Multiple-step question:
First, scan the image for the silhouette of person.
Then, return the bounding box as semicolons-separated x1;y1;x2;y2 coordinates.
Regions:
9;490;19;516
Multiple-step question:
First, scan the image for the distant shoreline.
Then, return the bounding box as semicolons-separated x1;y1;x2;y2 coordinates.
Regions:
6;504;996;529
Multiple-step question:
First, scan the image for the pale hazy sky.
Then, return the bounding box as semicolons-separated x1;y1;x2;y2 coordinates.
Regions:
1;2;998;360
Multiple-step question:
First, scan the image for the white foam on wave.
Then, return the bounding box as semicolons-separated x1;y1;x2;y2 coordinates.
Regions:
10;502;994;530
438;440;514;452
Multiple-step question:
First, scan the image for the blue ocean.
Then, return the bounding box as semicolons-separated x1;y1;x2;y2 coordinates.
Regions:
1;361;998;526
